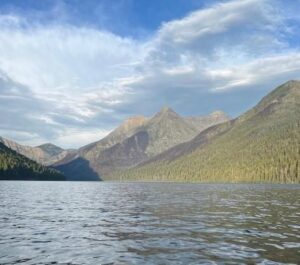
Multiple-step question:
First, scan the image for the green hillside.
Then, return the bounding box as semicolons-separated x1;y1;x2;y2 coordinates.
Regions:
108;81;300;183
0;142;65;181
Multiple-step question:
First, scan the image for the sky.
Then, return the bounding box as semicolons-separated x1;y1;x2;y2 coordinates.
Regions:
0;0;300;148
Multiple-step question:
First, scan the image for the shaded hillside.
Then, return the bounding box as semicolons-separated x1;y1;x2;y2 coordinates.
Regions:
108;81;300;183
54;157;99;181
54;107;228;180
0;143;65;181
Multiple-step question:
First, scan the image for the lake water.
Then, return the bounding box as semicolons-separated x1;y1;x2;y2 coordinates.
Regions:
0;182;299;265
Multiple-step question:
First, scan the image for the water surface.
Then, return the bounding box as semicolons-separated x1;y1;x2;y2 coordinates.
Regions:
0;182;299;264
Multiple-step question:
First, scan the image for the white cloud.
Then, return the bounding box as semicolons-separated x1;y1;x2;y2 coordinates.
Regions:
0;23;145;92
54;128;111;149
0;0;299;148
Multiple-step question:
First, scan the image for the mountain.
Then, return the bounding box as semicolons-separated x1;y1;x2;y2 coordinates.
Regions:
54;107;228;180
0;142;65;181
0;137;69;166
55;131;149;181
78;115;148;160
108;80;300;183
37;143;64;156
185;111;229;131
137;107;199;156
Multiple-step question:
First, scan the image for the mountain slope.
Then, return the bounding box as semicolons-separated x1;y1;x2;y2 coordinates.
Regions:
136;107;199;156
108;81;300;183
0;142;65;181
55;131;149;180
81;116;148;156
37;143;64;156
54;107;228;180
0;137;69;166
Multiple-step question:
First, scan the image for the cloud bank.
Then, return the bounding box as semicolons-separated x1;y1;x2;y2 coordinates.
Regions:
0;0;299;148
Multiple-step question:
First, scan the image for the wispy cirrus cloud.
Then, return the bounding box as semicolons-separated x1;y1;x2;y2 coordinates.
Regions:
0;0;299;148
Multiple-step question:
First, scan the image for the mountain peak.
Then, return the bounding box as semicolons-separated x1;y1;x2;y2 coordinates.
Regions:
258;79;300;106
238;80;300;123
282;80;300;86
98;115;148;147
38;143;60;148
37;143;64;156
155;106;178;118
160;106;173;112
209;110;227;118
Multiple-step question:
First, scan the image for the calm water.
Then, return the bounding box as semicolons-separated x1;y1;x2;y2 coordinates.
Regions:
0;182;299;265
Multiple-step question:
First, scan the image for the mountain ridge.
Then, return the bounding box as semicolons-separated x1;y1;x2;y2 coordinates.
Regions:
54;107;229;180
0;137;69;166
0;142;65;181
108;80;300;183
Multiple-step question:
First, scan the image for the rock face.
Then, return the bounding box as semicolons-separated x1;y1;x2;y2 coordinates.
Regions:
109;80;300;183
54;107;229;180
0;142;65;181
0;137;68;166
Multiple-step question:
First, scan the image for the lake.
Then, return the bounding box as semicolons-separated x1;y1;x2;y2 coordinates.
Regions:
0;182;299;264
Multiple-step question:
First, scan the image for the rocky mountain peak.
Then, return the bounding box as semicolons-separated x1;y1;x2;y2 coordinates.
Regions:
153;106;180;120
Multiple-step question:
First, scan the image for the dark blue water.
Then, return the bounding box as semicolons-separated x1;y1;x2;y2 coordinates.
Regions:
0;182;299;264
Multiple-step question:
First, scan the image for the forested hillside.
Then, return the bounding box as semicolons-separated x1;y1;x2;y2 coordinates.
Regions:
0;143;65;180
108;81;300;183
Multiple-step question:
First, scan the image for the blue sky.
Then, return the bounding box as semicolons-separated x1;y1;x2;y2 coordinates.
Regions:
0;0;210;37
0;0;299;147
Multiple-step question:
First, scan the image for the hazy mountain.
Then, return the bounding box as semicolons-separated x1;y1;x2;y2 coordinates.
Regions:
0;142;65;181
54;107;228;180
108;80;300;183
0;137;69;166
37;143;64;156
185;111;229;131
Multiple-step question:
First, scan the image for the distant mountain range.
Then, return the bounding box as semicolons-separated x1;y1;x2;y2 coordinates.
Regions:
0;142;65;181
53;108;228;180
1;80;299;183
109;80;300;183
0;107;228;180
0;137;71;166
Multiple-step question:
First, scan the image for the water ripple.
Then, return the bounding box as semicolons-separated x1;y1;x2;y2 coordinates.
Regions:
0;182;299;264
